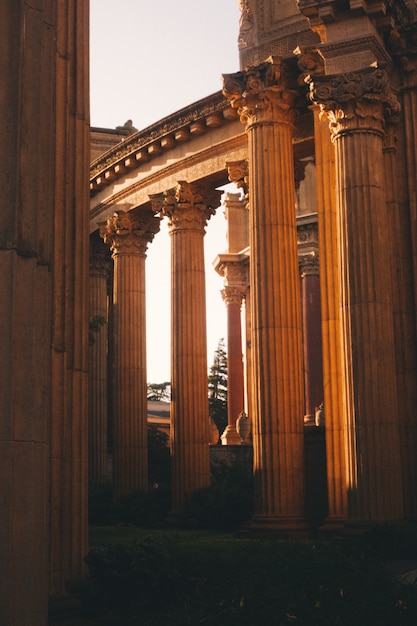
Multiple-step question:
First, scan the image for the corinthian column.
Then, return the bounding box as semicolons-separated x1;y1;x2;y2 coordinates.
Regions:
313;106;348;526
221;284;246;444
223;58;307;531
100;209;160;498
389;25;417;518
298;244;323;425
309;66;403;522
88;234;111;483
154;181;221;514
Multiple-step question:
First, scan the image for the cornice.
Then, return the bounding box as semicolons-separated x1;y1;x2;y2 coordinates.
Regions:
90;91;238;195
90;133;248;226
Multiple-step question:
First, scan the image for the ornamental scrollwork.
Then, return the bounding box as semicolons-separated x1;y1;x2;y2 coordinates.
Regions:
158;181;222;233
307;65;400;135
222;57;298;126
99;209;160;256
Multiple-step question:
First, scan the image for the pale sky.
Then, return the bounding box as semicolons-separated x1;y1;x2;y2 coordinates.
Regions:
90;0;241;383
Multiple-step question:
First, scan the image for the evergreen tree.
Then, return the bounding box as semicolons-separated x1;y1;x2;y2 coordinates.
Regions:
208;338;228;435
147;382;171;402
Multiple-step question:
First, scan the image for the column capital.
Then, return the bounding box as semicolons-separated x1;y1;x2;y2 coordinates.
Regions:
221;285;246;307
154;181;221;234
226;159;249;196
99;209;160;257
215;255;249;287
222;57;298;127
307;65;400;137
299;251;320;277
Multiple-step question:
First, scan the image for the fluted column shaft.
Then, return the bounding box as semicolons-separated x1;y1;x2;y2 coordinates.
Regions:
390;29;417;517
88;239;111;483
223;59;307;529
100;210;160;498
313;107;348;524
221;286;245;444
299;252;323;423
49;0;90;596
159;182;220;513
310;67;403;522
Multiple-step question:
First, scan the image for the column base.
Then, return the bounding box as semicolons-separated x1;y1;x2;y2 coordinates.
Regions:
242;515;312;538
220;425;242;445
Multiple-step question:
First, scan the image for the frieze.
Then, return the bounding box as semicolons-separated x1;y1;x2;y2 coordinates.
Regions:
90;133;248;227
240;30;318;69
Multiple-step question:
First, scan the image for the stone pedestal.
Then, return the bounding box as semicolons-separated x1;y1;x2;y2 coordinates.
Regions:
158;181;221;513
310;66;403;522
100;209;160;498
88;235;111;483
223;58;307;531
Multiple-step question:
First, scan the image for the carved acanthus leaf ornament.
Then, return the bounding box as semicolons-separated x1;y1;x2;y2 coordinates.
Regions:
222;57;298;126
221;285;246;307
307;65;400;137
99;209;160;256
160;181;221;233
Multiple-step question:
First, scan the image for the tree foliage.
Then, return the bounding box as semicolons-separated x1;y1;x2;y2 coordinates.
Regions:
147;381;171;402
208;338;228;435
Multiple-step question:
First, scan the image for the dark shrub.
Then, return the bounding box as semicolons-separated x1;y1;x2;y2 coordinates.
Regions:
84;537;181;618
180;463;253;530
88;481;113;525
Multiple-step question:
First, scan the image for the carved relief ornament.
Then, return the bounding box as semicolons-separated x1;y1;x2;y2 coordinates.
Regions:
155;181;222;234
99;209;160;257
222;57;298;126
221;285;246;307
307;65;400;138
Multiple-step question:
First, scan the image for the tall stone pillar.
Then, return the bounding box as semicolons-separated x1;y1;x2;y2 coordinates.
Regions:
88;234;111;483
221;284;246;444
309;66;404;522
298;239;323;425
155;181;221;514
313;106;348;525
1;2;56;622
223;58;307;531
49;0;90;597
100;209;160;498
389;25;417;518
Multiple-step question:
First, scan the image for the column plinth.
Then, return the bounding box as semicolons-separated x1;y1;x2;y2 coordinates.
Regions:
223;58;308;531
100;209;160;498
155;181;221;514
